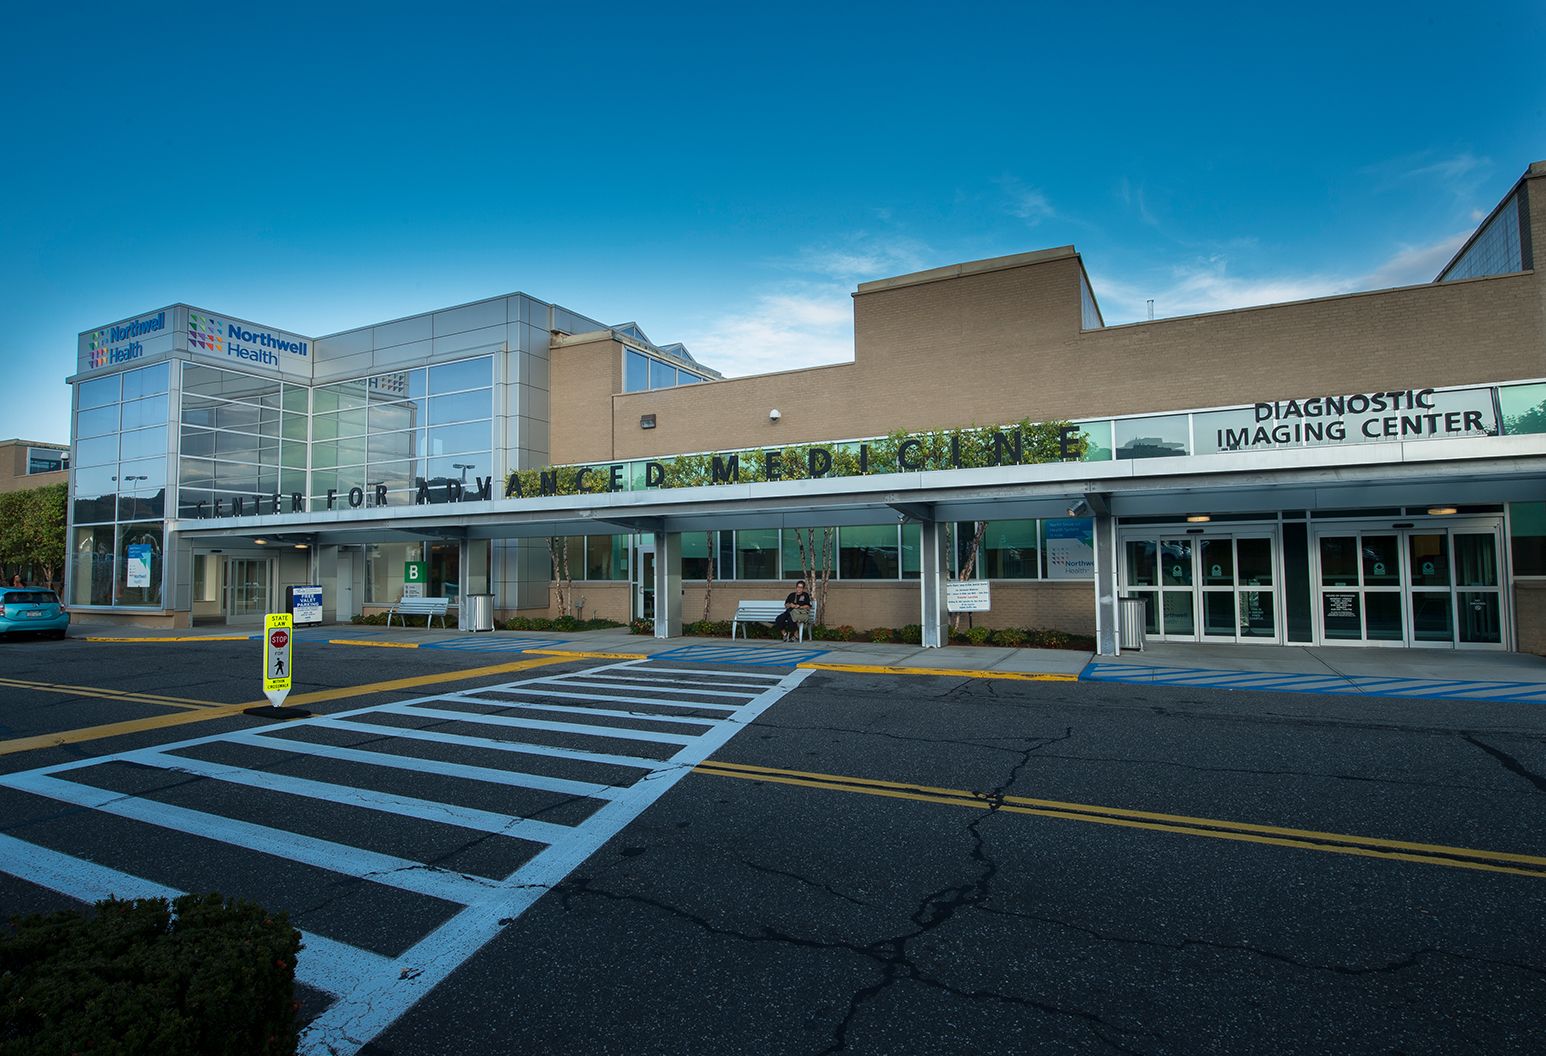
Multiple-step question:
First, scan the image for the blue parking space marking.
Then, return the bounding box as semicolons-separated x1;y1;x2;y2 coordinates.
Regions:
651;644;828;667
0;659;810;1056
421;636;567;653
1081;661;1546;704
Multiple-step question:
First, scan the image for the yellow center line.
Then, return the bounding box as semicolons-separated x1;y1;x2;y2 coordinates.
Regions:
695;760;1546;879
0;677;220;711
795;662;1076;681
0;655;573;757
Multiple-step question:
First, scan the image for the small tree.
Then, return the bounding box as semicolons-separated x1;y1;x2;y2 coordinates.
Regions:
794;527;835;624
951;521;988;631
701;531;716;622
20;483;67;591
547;536;574;618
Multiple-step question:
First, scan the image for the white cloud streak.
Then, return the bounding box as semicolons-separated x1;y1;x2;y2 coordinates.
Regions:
1092;231;1471;324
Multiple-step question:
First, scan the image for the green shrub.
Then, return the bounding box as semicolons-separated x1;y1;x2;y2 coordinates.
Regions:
868;627;895;643
685;619;732;637
899;624;922;645
0;893;301;1056
990;627;1029;647
351;612;390;626
948;626;970;644
498;615;623;633
629;618;653;635
1030;627;1072;649
965;625;993;646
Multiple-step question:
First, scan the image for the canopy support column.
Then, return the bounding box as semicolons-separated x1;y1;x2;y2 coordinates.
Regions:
653;530;682;639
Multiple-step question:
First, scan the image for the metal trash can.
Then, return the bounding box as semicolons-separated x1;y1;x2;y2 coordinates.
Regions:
462;593;495;633
1118;596;1147;651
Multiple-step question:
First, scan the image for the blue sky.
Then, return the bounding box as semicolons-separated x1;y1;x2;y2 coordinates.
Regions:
2;2;1542;441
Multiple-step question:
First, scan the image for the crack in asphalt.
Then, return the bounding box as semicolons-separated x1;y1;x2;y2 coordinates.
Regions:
1462;734;1546;793
971;904;1546;979
741;859;873;907
555;726;1159;1054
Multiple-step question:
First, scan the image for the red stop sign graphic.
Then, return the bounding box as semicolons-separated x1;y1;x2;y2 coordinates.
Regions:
270;630;289;649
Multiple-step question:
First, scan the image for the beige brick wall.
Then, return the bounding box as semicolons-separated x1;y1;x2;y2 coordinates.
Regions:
523;577;1095;635
1515;580;1546;656
548;336;620;465
569;250;1542;464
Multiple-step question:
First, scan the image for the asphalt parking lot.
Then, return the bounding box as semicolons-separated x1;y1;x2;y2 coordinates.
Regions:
2;634;1544;1055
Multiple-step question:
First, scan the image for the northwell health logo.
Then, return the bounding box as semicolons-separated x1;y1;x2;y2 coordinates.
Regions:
88;311;166;367
190;311;309;368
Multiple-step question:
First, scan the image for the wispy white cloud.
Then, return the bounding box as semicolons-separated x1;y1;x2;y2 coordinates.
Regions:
677;282;856;377
1092;230;1472;324
998;177;1057;227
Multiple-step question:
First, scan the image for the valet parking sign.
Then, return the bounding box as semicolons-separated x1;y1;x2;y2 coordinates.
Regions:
263;613;293;707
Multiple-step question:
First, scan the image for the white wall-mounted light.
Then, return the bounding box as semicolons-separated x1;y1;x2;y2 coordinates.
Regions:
769;409;781;422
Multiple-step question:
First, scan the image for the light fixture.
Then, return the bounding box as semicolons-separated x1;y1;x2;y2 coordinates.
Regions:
769;409;781;422
253;538;267;545
639;413;657;429
1186;514;1211;523
1066;498;1090;517
1427;506;1458;516
294;543;309;550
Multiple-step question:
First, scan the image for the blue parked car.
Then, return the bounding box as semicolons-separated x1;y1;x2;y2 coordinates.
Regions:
0;587;69;639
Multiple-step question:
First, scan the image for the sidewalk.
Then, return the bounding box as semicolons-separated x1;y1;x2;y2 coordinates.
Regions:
73;623;1546;701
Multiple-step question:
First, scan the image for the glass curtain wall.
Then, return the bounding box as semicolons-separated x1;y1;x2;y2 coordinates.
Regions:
178;365;307;519
71;363;172;606
314;356;493;509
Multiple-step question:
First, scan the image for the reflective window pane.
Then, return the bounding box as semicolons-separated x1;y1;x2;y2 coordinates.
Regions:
1362;535;1400;586
78;374;120;409
839;525;900;579
1124;540;1157;586
1411;592;1453;642
1161;591;1194;635
1459;592;1502;643
75;433;117;468
649;358;676;391
1319;537;1359;586
429;389;492;425
736;529;780;579
1236;538;1274;586
1454;533;1498;587
1364;592;1403;641
1200;538;1233;586
626;351;649;393
1160;540;1192;585
428;357;491;394
122;363;170;400
118;427;166;462
426;420;490;456
1408;534;1449;587
71;525;117;605
77;404;119;438
115;522;164;606
1115;414;1189;459
1240;592;1275;637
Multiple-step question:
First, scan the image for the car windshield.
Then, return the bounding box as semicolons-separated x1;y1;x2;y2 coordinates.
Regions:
4;591;57;605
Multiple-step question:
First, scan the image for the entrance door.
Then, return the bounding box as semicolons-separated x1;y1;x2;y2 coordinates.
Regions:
634;541;655;622
1120;530;1280;644
1313;521;1505;648
224;558;271;624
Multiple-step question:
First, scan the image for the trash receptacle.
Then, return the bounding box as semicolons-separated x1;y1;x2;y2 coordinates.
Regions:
1118;596;1147;651
462;593;495;633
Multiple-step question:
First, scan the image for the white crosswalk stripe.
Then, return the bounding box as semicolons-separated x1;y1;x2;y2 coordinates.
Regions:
0;658;808;1056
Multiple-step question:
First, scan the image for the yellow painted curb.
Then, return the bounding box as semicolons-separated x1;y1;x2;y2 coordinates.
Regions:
84;635;249;643
795;662;1076;681
524;648;648;660
326;639;420;649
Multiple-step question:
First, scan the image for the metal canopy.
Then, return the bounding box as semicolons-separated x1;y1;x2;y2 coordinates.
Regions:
170;436;1546;548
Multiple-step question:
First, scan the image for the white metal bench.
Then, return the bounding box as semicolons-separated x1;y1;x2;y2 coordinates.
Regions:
386;596;451;628
731;600;816;641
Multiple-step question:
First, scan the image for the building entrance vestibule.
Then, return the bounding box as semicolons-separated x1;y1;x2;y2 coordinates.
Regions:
633;540;655;621
1120;528;1280;644
1312;520;1505;649
223;557;271;625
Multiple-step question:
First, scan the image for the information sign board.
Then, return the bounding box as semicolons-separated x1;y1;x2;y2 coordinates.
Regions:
946;581;992;613
126;544;152;588
290;585;323;626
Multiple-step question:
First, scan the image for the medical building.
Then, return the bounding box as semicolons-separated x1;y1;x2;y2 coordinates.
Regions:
66;160;1546;654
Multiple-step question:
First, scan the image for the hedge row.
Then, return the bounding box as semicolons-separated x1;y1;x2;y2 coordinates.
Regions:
628;618;1091;650
0;893;301;1056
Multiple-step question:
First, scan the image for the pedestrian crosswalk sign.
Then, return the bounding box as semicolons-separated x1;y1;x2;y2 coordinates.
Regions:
263;612;293;706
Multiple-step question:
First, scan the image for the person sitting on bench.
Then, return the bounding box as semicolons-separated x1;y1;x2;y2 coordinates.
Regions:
774;579;813;642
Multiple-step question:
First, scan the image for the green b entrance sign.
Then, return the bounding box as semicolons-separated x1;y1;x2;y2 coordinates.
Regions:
404;561;427;599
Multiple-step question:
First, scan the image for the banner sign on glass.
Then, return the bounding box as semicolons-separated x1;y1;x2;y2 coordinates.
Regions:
1045;518;1095;580
126;544;152;588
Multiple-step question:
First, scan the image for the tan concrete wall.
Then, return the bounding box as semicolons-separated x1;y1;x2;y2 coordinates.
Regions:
0;441;68;494
1515;580;1546;656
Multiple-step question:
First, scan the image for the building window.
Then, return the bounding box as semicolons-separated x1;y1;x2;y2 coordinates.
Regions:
649;358;676;391
736;529;780;579
782;528;835;579
681;532;718;580
982;520;1040;579
1511;502;1546;577
1500;382;1546;436
1116;414;1189;459
27;448;64;474
585;535;630;581
839;525;900;579
1440;191;1527;282
625;351;649;392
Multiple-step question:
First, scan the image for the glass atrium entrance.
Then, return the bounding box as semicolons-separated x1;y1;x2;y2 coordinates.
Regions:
223;557;271;625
